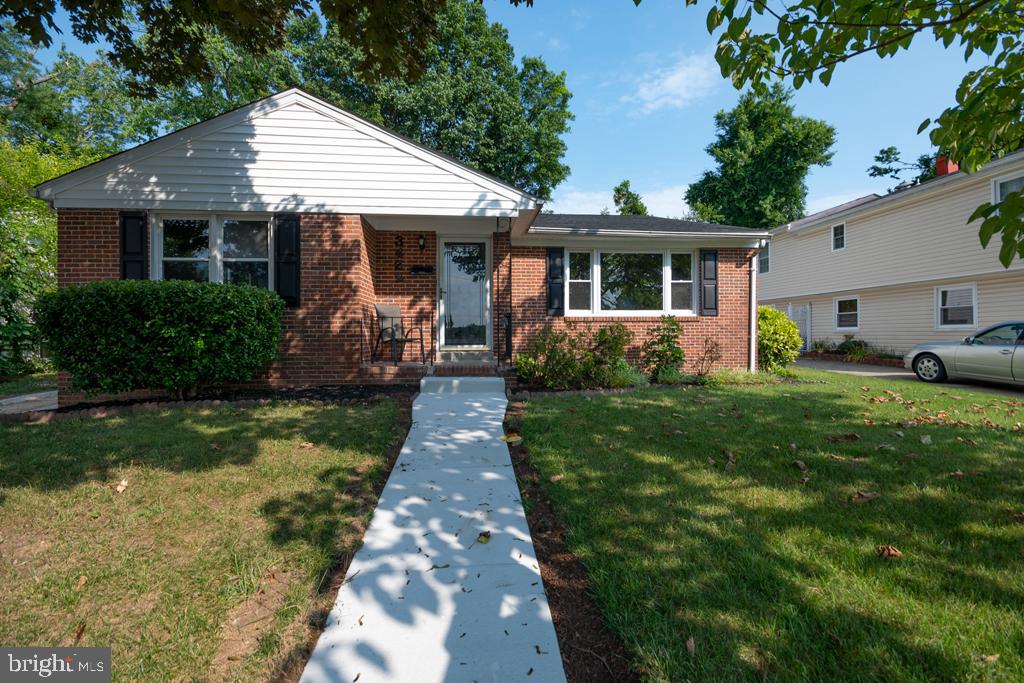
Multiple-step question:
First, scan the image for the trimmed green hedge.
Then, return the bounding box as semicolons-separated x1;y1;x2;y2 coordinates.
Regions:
36;280;284;396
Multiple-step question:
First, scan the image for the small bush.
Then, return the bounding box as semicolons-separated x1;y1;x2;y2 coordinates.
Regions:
655;366;690;385
757;306;803;373
515;322;634;390
810;339;835;353
693;337;722;376
836;335;869;355
642;316;685;379
609;359;650;388
36;280;284;396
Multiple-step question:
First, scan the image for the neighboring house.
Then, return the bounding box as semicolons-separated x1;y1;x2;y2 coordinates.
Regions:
759;151;1024;354
34;88;768;405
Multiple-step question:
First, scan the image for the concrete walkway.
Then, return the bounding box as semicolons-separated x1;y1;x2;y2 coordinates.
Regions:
300;377;565;683
795;358;1022;397
0;390;58;415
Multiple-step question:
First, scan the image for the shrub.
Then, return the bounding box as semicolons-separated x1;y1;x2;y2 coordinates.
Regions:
810;339;835;353
654;366;690;385
693;337;722;376
36;280;284;396
757;305;803;372
641;316;685;379
515;322;634;390
836;335;869;355
609;359;650;388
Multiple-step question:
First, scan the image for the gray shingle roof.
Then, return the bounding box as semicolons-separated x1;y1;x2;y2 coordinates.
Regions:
531;213;769;236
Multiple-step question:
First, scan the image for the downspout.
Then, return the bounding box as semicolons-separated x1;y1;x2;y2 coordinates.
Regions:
749;246;759;372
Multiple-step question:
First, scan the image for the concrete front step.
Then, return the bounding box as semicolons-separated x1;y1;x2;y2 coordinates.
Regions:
419;376;506;394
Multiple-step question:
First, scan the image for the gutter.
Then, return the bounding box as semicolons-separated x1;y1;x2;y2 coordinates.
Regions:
529;227;772;239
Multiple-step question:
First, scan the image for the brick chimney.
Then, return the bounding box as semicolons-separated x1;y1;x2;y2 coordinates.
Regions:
935;155;959;176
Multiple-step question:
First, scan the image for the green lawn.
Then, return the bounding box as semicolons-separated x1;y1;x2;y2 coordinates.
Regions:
0;372;56;399
0;400;402;681
513;369;1024;682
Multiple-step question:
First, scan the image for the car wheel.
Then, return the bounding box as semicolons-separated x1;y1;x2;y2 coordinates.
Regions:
913;353;948;383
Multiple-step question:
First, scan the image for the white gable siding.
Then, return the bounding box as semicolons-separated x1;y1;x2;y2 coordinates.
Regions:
759;160;1024;302
40;92;533;217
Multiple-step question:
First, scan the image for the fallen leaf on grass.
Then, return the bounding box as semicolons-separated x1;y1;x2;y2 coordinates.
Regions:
956;436;978;446
975;654;999;664
686;636;696;656
863;419;876;426
877;545;903;559
114;479;128;494
851;491;881;503
549;474;563;483
828;433;861;442
1010;511;1024;524
793;460;808;472
73;622;86;645
75;575;88;591
876;444;897;452
299;442;314;449
949;470;966;479
500;434;522;444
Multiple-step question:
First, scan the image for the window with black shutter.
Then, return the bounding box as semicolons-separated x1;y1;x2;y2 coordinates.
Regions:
274;213;300;308
546;248;564;315
120;212;148;280
699;249;718;316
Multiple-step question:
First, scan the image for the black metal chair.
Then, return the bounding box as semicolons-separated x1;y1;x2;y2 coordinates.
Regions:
372;303;426;365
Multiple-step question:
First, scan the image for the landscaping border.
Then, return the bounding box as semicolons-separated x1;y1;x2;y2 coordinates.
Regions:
802;352;904;368
504;399;639;683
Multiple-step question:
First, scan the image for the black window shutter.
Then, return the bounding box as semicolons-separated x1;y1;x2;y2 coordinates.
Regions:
274;213;301;308
120;212;147;280
546;248;564;316
700;249;718;316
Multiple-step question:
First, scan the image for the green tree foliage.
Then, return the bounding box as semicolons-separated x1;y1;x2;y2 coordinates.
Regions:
868;146;938;188
757;306;803;373
674;0;1024;265
612;179;648;215
0;137;98;375
685;84;835;228
1;0;535;94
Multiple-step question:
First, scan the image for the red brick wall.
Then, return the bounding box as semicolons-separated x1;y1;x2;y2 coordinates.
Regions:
372;231;437;362
57;209;122;285
509;246;755;371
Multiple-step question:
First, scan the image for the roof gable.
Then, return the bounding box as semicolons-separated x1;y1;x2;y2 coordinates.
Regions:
35;88;538;217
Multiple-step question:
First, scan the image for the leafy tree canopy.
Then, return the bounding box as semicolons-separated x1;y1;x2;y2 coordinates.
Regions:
1;0;534;95
868;146;938;189
685;84;835;228
612;179;648;215
0;1;573;199
662;0;1024;263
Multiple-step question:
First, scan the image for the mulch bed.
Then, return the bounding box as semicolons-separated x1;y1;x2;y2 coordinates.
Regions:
505;400;640;683
803;352;905;368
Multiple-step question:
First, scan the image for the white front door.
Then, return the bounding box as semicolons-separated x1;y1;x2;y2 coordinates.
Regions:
788;303;811;351
438;240;491;349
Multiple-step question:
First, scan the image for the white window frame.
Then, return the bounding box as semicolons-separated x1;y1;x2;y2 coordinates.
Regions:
831;223;846;252
563;248;697;317
992;172;1024;204
566;250;594;312
934;283;977;331
833;295;859;331
758;242;769;274
151;212;274;290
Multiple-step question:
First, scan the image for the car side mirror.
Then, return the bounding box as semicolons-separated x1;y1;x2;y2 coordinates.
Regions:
963;336;974;345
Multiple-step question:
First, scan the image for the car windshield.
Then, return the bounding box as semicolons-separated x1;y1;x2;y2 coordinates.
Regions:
972;324;1024;345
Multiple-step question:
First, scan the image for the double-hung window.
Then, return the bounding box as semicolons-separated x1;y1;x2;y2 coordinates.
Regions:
565;249;696;315
995;174;1024;204
831;223;846;251
834;296;859;330
935;284;976;329
156;214;272;289
758;242;769;274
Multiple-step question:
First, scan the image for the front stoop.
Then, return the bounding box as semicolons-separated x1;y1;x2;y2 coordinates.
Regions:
299;376;565;683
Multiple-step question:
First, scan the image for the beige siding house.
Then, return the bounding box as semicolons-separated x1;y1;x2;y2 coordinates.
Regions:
758;151;1024;354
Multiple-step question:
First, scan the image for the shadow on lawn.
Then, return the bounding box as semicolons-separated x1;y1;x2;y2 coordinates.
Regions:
519;384;1023;680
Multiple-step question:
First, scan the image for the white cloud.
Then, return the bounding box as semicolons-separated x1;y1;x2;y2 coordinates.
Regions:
622;53;720;115
548;183;691;218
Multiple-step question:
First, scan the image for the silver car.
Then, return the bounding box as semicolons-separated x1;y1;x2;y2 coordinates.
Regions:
905;321;1024;385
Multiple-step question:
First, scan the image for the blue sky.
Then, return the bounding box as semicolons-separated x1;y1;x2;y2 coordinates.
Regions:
483;1;985;217
37;2;983;219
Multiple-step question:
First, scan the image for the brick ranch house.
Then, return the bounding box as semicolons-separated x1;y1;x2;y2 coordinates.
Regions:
34;89;770;404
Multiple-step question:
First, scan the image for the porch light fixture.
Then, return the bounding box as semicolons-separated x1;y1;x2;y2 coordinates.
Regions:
417;235;426;251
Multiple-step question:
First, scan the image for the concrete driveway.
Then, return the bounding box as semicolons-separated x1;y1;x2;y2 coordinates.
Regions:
795;358;1022;398
0;390;58;415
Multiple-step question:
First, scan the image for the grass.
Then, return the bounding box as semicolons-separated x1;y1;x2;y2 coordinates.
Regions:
514;368;1024;682
0;400;403;681
0;372;56;399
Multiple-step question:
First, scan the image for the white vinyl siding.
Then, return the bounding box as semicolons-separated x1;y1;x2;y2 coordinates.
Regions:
834;296;859;331
758;158;1024;303
935;284;976;329
565;249;696;316
762;270;1024;354
40;92;533;216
